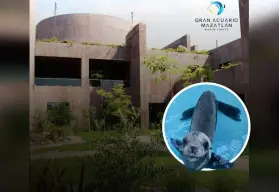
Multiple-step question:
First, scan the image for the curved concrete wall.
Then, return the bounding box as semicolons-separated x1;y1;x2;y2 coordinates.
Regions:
36;14;132;45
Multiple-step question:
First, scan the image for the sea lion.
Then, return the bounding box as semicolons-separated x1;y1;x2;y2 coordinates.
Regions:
170;90;241;171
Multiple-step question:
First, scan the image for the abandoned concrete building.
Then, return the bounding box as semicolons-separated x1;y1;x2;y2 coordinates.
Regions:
31;13;246;129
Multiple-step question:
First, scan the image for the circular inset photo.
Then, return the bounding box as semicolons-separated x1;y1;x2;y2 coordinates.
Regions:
162;82;250;172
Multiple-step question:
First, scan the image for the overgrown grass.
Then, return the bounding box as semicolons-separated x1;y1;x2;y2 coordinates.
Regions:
30;156;248;190
250;149;279;180
31;130;154;154
81;42;125;47
77;131;119;142
151;47;209;55
37;37;125;47
31;143;96;154
78;130;154;142
241;145;249;156
32;130;250;158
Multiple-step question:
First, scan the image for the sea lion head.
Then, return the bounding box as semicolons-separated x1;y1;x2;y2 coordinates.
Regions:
171;131;212;171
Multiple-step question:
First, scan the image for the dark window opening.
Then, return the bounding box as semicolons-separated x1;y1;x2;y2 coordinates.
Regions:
218;62;230;69
149;103;167;127
35;56;81;86
89;59;130;88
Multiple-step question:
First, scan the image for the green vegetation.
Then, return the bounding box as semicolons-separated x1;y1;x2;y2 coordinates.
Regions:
60;40;74;45
250;149;279;180
143;55;213;89
151;47;209;55
38;37;73;45
32;143;94;154
143;54;179;97
82;42;125;47
38;37;58;42
180;64;213;87
32;103;77;142
82;84;140;131
220;62;240;69
37;37;125;47
31;155;248;192
31;129;160;155
214;63;241;72
30;83;249;191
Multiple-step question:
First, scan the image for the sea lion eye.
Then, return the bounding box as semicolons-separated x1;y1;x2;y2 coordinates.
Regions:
203;142;209;149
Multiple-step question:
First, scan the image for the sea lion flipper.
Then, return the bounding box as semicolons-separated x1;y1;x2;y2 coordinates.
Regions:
180;107;195;120
170;138;183;153
206;152;234;170
216;100;241;121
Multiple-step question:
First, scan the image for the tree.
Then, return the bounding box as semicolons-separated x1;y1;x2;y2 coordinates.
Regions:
96;84;140;130
180;65;213;87
143;54;179;98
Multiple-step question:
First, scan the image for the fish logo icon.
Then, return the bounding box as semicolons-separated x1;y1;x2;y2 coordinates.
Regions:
208;1;225;15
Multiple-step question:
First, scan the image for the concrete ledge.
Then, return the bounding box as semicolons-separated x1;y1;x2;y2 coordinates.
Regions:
35;42;130;60
163;35;190;49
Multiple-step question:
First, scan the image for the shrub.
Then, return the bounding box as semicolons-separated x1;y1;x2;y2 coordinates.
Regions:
210;173;238;192
96;84;140;130
47;103;74;126
166;173;197;192
82;107;105;131
83;126;172;191
32;110;48;133
31;103;76;142
33;112;172;191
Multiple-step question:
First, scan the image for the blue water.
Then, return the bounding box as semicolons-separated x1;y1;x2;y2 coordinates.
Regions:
163;84;249;163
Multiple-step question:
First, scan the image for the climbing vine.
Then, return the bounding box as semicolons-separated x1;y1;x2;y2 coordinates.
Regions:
142;54;214;91
142;54;179;97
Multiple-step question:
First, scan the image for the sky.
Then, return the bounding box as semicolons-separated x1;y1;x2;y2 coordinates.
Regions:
35;0;278;50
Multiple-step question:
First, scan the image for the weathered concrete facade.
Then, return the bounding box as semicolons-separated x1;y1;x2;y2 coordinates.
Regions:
209;38;243;70
32;14;246;130
209;38;245;96
163;35;191;50
36;14;132;45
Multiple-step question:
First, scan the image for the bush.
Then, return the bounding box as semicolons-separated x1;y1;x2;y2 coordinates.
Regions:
83;128;171;191
82;107;105;131
47;103;74;126
166;173;197;192
32;110;48;133
33;115;172;192
81;96;170;191
210;173;238;192
31;103;76;142
88;84;141;130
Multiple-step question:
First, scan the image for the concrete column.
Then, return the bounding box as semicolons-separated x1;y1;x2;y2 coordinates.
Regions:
29;0;36;130
81;55;90;129
126;23;149;129
239;0;249;106
186;34;191;50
